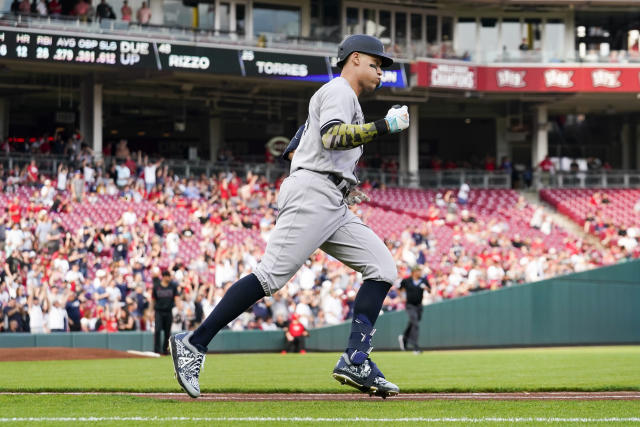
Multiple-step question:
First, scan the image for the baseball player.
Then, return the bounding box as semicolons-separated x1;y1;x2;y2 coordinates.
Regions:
169;34;410;399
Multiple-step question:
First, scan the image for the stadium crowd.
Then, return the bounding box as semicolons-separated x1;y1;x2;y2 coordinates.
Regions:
0;151;637;338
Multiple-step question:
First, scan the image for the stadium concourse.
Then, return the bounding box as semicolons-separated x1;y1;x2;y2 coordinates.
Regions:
0;157;638;337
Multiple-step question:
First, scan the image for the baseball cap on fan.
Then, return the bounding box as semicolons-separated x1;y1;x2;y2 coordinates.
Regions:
336;34;394;69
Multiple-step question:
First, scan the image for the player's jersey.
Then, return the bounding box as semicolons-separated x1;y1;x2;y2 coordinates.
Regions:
290;77;364;185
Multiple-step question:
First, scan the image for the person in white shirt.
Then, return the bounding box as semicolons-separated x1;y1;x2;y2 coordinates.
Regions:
46;298;68;332
143;156;162;193
457;182;470;205
28;293;47;333
115;161;131;188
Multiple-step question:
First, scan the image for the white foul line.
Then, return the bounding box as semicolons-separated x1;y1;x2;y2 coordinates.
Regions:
0;417;639;423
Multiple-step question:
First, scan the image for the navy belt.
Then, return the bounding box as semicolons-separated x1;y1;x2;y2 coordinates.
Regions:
327;173;350;198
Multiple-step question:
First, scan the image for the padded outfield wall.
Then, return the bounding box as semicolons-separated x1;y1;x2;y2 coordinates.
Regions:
0;260;638;352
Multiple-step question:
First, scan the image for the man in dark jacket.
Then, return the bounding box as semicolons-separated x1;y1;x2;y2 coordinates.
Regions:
399;265;431;353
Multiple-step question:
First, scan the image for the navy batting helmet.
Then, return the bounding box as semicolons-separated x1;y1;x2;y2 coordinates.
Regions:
336;34;393;69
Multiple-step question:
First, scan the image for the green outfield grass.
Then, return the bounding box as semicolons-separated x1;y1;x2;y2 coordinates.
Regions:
0;346;638;393
1;395;639;426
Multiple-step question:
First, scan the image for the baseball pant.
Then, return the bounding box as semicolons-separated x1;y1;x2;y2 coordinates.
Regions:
254;169;397;296
403;304;422;350
154;310;172;354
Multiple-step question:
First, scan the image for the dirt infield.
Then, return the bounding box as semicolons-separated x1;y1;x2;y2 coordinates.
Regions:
136;392;640;402
0;347;148;362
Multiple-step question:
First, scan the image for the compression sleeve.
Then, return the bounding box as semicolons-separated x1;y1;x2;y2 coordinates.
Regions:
320;120;390;150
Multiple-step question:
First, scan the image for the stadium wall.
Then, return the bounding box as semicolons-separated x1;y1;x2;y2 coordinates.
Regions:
0;261;638;352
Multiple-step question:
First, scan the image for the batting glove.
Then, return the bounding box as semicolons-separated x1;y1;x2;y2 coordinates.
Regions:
345;189;370;206
385;105;409;134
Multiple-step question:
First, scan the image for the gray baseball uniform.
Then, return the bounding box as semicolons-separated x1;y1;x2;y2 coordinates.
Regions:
254;77;396;296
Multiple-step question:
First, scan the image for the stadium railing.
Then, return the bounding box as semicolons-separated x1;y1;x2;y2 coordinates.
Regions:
0;152;512;189
533;170;640;189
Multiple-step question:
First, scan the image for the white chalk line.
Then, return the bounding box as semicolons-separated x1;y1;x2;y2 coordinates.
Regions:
0;417;639;423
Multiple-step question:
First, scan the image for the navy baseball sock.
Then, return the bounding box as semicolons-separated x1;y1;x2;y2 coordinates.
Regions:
189;273;266;352
346;279;391;364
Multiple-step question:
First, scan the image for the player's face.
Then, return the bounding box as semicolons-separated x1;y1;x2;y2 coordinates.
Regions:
358;53;383;93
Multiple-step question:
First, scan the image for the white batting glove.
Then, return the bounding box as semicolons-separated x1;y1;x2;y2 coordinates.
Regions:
345;189;370;206
385;105;409;134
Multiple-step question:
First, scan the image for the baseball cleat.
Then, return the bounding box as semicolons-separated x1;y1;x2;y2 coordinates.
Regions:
332;352;399;398
169;331;206;398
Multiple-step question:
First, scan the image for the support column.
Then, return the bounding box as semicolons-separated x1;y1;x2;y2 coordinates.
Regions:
621;121;630;170
0;98;9;140
564;11;575;61
408;104;419;188
149;0;164;25
496;116;509;164
399;132;408;175
209;116;223;162
79;76;102;158
532;105;548;167
92;83;102;159
636;123;640;169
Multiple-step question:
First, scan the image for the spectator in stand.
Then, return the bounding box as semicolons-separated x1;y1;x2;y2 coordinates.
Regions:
137;1;151;24
26;159;39;186
48;0;61;15
96;0;115;20
36;0;48;15
120;0;132;21
143;155;162;193
18;0;30;13
115;159;131;188
71;170;85;203
73;0;90;20
115;139;130;159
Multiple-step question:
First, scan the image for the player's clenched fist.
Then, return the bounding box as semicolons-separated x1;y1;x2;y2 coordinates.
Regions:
385;105;409;134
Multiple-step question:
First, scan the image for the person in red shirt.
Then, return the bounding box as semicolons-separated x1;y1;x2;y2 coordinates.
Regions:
26;159;38;185
8;196;21;224
284;313;309;354
538;155;554;172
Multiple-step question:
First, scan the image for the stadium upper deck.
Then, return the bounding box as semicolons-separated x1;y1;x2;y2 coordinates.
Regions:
0;0;639;183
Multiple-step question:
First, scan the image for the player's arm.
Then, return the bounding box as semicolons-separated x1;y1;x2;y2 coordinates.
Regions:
282;124;305;161
320;105;409;150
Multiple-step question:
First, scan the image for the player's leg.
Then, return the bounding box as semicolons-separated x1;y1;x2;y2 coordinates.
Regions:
170;171;343;397
189;172;342;350
320;213;399;397
162;312;172;354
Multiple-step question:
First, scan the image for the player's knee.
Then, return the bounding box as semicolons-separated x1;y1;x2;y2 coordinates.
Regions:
253;267;289;296
363;257;397;285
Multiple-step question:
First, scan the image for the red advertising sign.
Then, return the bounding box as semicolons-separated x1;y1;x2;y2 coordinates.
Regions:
414;60;640;93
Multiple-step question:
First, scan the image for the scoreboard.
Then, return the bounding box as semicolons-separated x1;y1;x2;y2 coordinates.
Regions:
0;27;409;88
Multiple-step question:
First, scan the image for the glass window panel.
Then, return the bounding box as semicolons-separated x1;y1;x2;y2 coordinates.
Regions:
426;15;437;43
364;9;376;36
346;7;359;34
479;17;498;61
395;11;407;45
544;20;565;60
254;3;300;37
411;13;422;41
236;4;245;35
219;2;230;32
501;19;521;51
455;18;476;56
197;3;215;30
442;16;453;43
163;0;192;28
